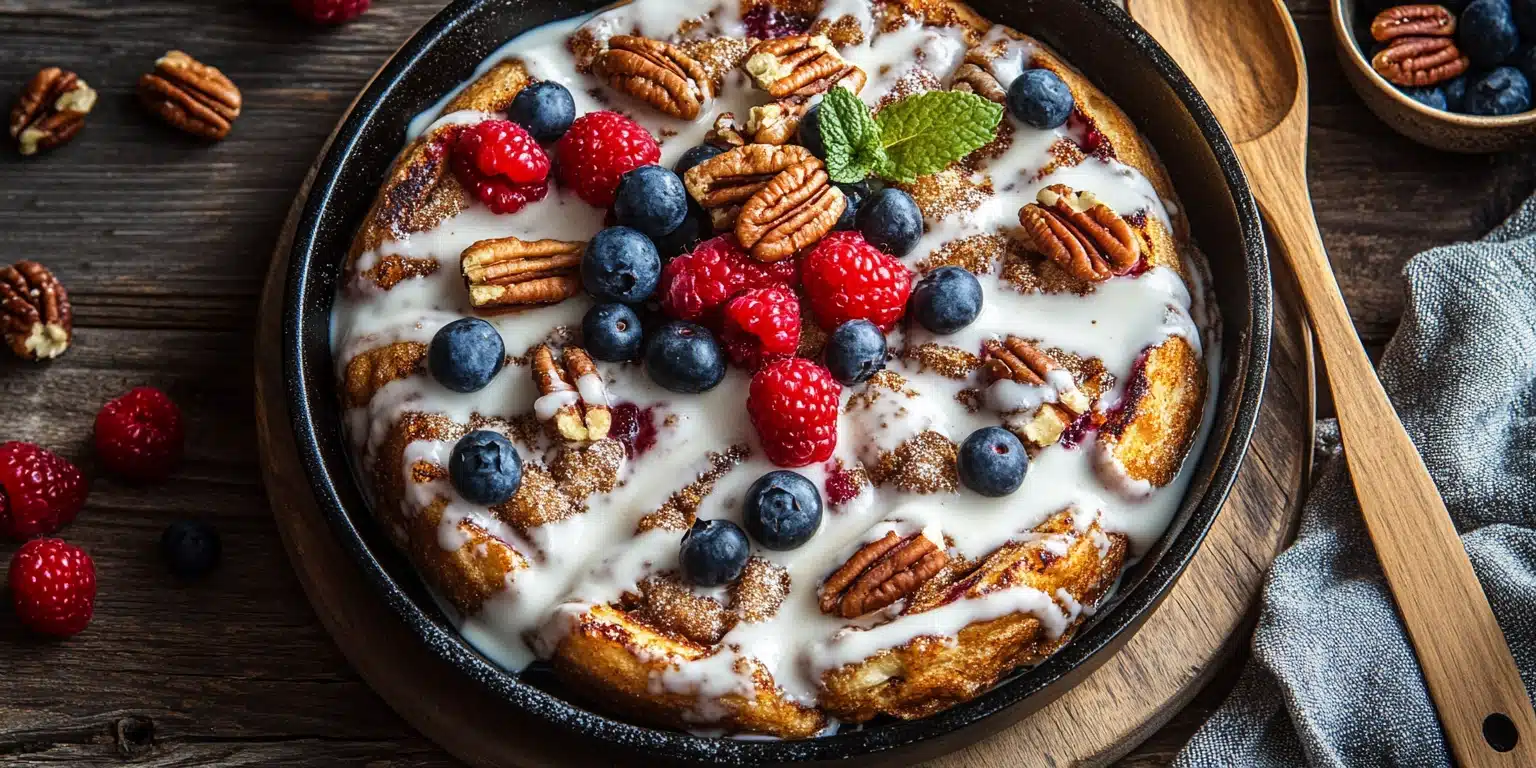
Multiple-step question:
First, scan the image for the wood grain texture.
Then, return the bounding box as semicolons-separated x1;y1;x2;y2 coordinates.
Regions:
1133;0;1536;763
0;0;1529;765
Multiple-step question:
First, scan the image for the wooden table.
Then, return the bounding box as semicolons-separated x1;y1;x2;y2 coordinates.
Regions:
1;1;1531;764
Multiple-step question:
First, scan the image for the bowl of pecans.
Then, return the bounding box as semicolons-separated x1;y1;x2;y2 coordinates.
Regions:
1334;0;1536;152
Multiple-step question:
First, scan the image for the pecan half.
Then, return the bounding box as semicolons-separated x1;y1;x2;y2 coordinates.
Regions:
10;68;97;156
137;51;242;140
532;345;612;442
1371;4;1456;42
742;35;866;101
1371;36;1469;87
736;157;845;262
593;36;712;120
951;62;1006;104
460;236;583;311
684;143;815;208
1018;184;1141;282
982;337;1092;447
0;261;72;361
819;530;948;619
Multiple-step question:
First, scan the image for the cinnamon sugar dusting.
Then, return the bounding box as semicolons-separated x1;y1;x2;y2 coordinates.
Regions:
731;557;791;623
917;233;1006;274
901;167;991;221
871;430;958;494
903;342;980;379
636;445;750;532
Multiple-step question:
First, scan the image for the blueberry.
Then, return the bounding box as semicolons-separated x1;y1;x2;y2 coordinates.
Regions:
957;427;1028;497
645;321;726;393
798;102;827;159
674;143;726;177
614;165;689;238
679;519;750;587
652;204;711;258
1461;0;1520;69
1515;0;1536;38
449;430;523;506
911;266;983;334
1401;85;1449;110
508;81;575;142
824;320;887;385
1466;66;1533;114
1445;75;1471;110
583;226;661;303
428;317;505;393
161;520;221;580
1006;69;1074;130
742;471;823;551
834;180;870;231
856;187;923;257
582;303;643;362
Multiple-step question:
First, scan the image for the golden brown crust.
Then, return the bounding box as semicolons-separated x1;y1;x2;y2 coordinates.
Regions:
1101;335;1206;487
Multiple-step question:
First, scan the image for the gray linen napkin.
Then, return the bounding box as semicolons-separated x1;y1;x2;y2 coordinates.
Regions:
1174;197;1536;767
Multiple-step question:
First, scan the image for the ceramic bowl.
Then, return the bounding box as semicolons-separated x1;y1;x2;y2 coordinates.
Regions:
282;0;1272;763
1333;0;1536;153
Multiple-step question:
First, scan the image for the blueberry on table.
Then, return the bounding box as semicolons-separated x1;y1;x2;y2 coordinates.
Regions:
680;519;750;587
161;520;221;580
1007;69;1074;130
834;180;870;231
614;164;688;238
1401;85;1449;110
824;319;887;385
450;430;523;506
957;426;1029;497
911;266;983;334
582;226;661;303
428;317;506;393
582;303;643;362
798;102;827;159
1461;0;1520;69
508;80;575;143
645;321;726;393
855;187;923;258
1466;66;1533;115
674;143;726;177
743;471;823;551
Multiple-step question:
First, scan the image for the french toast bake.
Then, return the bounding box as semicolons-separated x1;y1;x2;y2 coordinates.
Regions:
331;0;1217;738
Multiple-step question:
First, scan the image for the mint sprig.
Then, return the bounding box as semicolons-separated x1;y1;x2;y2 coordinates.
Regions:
816;86;1002;185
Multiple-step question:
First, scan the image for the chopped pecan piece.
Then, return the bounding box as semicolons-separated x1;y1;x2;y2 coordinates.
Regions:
532;345;612;442
744;102;804;145
819;530;948;619
982;337;1092;447
592;36;712;120
1371;4;1456;42
137;51;242;140
950;62;1006;104
9;68;96;156
684;143;814;208
460;236;583;311
743;35;866;100
707;112;746;148
0;261;72;361
1018;184;1141;282
736;156;845;262
1371;36;1469;87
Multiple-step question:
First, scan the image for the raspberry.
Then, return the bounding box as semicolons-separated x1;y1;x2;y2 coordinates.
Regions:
742;5;814;38
94;386;185;482
291;0;370;24
0;442;87;540
825;467;863;506
609;402;658;459
748;358;841;468
659;236;798;322
451;121;551;215
554;111;660;208
8;538;95;637
721;286;801;369
801;231;913;331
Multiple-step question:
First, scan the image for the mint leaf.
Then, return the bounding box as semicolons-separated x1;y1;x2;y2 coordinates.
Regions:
817;86;885;184
873;90;1003;183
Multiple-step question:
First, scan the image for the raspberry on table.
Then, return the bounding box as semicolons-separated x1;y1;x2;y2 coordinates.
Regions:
0;442;87;539
721;286;801;369
8;538;96;637
801;231;913;331
659;235;798;322
748;358;842;468
291;0;371;24
451;120;551;215
554;111;660;208
94;386;185;482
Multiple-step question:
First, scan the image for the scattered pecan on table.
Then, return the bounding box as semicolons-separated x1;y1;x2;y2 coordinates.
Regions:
0;261;73;361
9;67;96;156
137;50;243;139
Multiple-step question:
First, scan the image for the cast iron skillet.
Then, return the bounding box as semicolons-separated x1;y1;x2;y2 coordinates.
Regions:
284;0;1271;763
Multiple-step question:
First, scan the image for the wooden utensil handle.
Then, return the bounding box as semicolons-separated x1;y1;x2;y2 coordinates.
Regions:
1256;168;1536;765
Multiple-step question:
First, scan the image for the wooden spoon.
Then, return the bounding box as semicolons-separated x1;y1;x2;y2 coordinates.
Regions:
1127;0;1536;763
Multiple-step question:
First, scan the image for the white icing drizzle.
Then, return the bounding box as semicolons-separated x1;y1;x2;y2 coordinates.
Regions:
333;0;1223;728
